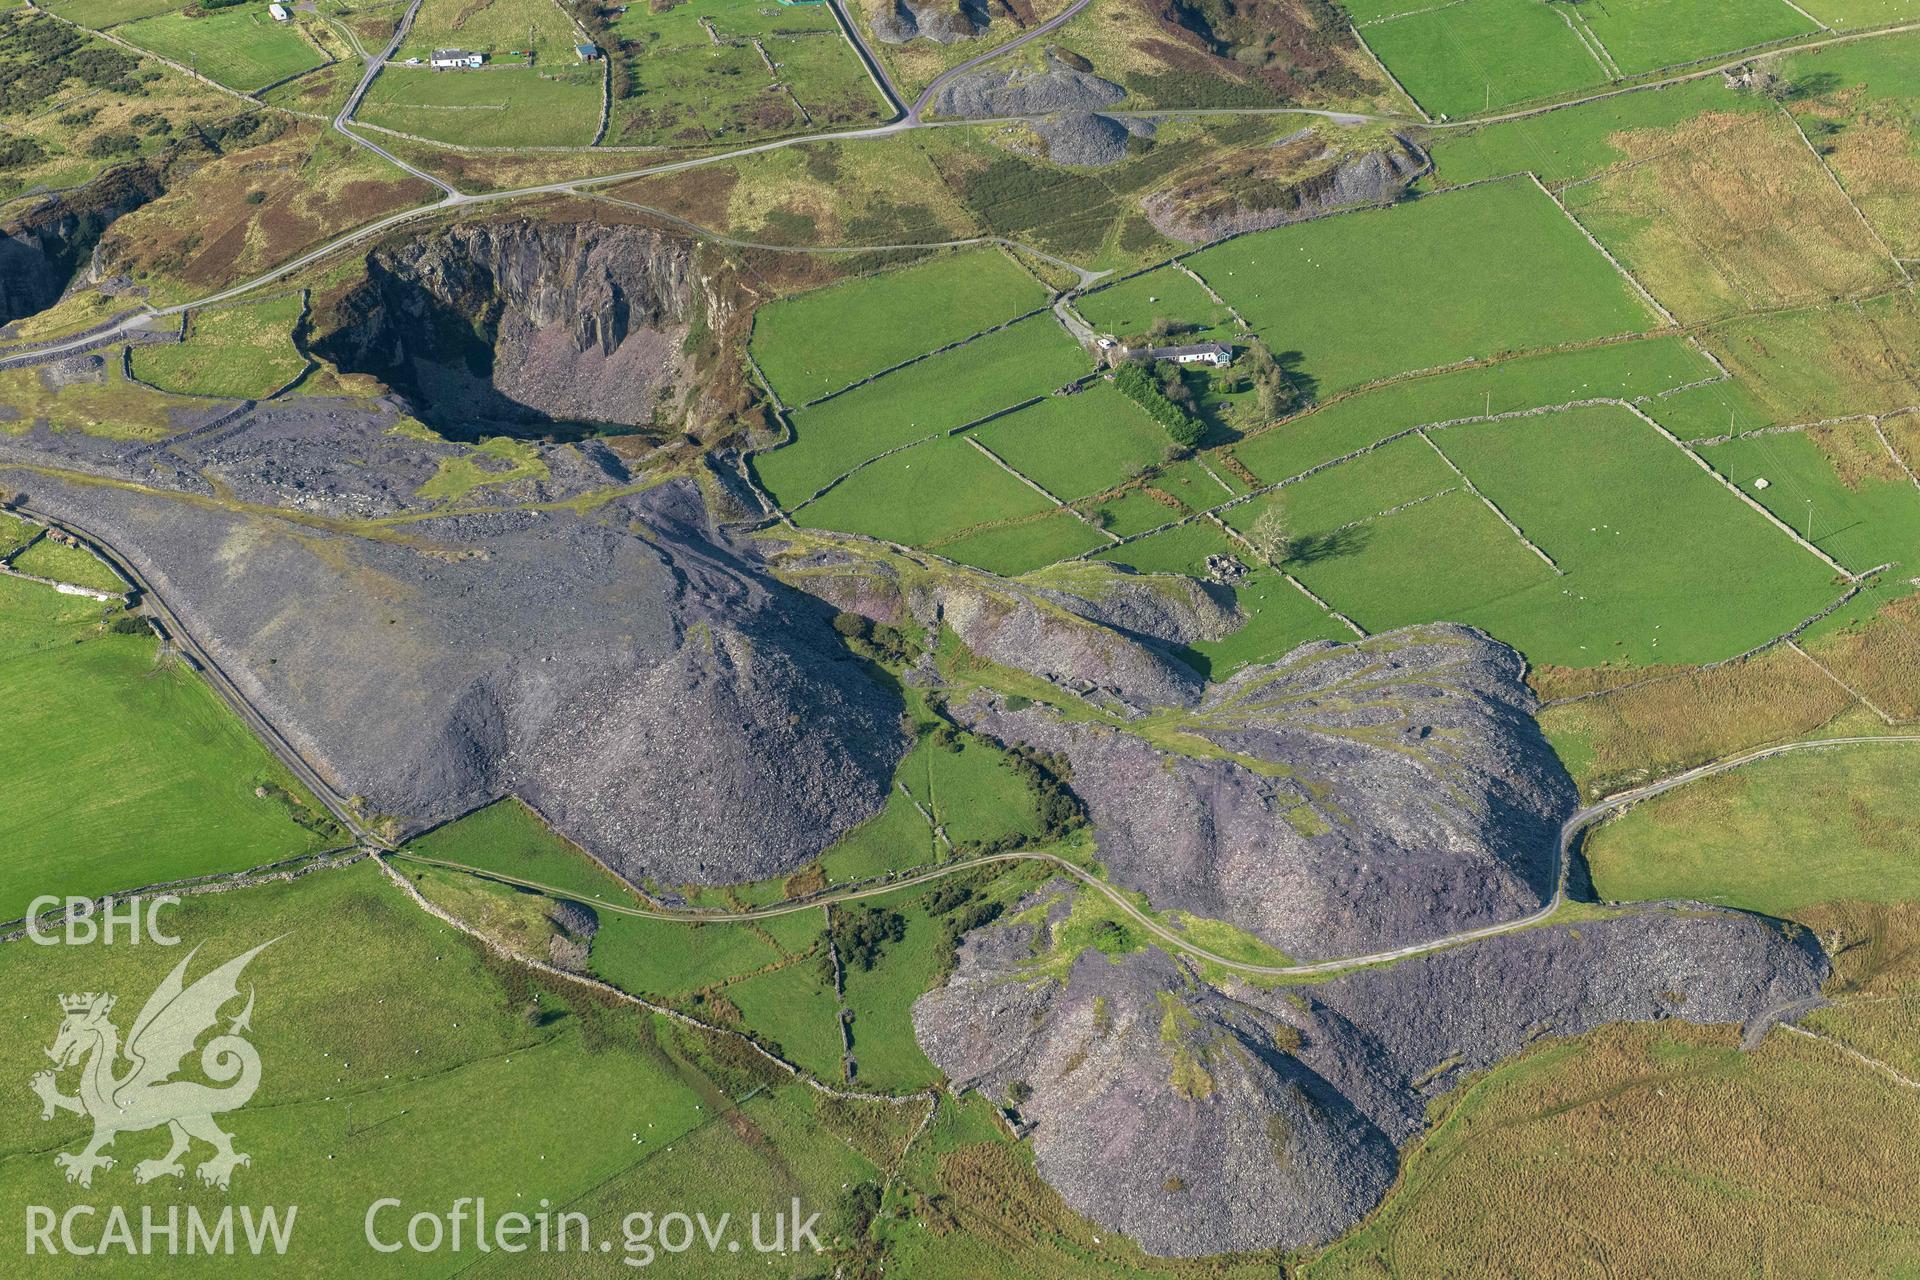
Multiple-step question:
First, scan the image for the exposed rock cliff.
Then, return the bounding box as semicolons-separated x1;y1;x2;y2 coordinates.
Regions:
314;218;718;436
0;161;166;329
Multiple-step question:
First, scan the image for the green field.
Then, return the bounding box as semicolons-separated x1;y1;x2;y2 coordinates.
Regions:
1187;179;1656;398
1227;434;1455;538
1073;264;1237;343
1437;404;1842;665
1676;294;1920;432
1361;0;1608;118
755;315;1089;505
8;536;124;593
1232;336;1720;484
117;7;327;93
817;784;938;883
406;796;637;904
1430;76;1758;186
0;859;890;1276
607;0;886;147
751;249;1049;406
1095;520;1236;578
794;435;1056;545
129;294;309;400
397;0;581;63
1702;423;1920;576
1287;488;1559;638
1184;569;1352;676
40;0;180;27
1078;488;1188;537
1796;0;1920;23
926;511;1112;575
1362;0;1813;119
0;578;337;921
356;64;603;146
1584;743;1920;915
1576;0;1814;76
969;383;1172;501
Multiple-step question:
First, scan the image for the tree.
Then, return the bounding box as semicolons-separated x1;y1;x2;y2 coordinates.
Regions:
1243;338;1291;421
1248;499;1293;563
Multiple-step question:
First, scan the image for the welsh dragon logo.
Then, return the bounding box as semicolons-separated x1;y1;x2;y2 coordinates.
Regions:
29;941;273;1189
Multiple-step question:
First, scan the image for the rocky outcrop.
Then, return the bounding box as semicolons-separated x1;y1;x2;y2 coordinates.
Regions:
0;161;166;329
915;901;1827;1256
1036;112;1156;168
314;218;713;435
957;625;1574;959
1143;130;1428;243
1022;562;1242;647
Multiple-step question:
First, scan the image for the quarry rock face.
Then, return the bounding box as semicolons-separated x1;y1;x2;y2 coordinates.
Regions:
958;625;1574;959
915;899;1828;1256
314;218;710;432
0;162;167;329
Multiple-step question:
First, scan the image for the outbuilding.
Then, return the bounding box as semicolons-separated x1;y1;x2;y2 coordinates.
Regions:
268;3;289;19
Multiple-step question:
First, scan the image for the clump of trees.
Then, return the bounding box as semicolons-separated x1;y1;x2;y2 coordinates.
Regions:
827;905;906;973
1113;359;1204;449
925;873;1005;984
831;611;918;666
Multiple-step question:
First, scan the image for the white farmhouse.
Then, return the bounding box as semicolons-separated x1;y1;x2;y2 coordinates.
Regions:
430;49;486;68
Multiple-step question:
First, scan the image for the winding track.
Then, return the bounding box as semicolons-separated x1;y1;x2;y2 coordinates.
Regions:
390;734;1920;979
11;5;1917;367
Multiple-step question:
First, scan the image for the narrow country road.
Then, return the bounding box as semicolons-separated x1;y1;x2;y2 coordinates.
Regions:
389;732;1920;979
907;0;1099;122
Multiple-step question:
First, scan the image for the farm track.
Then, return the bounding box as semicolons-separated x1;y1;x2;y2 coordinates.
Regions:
388;735;1920;980
12;9;1919;365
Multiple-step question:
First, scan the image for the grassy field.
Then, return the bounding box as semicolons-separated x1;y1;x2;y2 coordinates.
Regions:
1360;0;1609;118
1674;293;1920;433
396;0;581;63
1073;265;1237;344
1301;1021;1920;1279
405;796;637;904
1361;0;1811;119
1228;435;1455;539
755;315;1089;506
1188;178;1656;398
751;248;1049;406
1079;489;1186;538
1287;487;1560;638
1562;109;1901;323
794;435;1056;546
1795;0;1920;23
817;784;938;883
129;294;309;400
838;891;944;1090
607;0;886;147
0;578;338;921
1806;586;1920;719
1184;569;1352;677
969;384;1173;501
1437;404;1841;666
1431;75;1760;185
8;536;125;593
1230;336;1720;484
1575;0;1815;76
117;7;328;93
1702;421;1920;576
39;0;177;27
356;64;603;146
0;859;840;1276
1539;644;1855;799
926;512;1112;576
1782;33;1920;259
1583;741;1920;914
1095;520;1236;578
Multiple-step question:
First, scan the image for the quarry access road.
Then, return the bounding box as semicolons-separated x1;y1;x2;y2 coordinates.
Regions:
905;0;1101;123
388;732;1920;980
